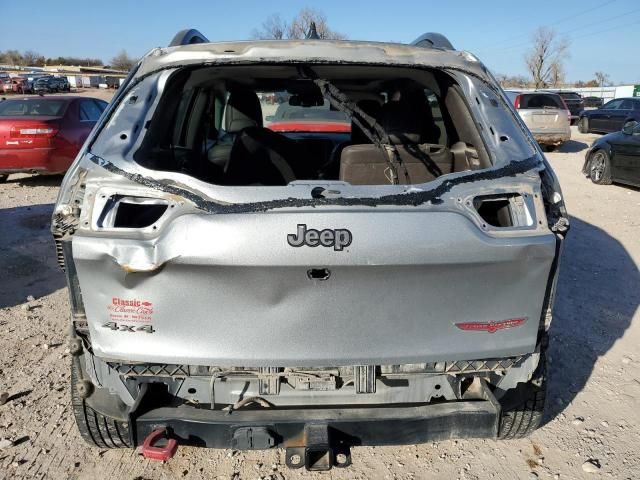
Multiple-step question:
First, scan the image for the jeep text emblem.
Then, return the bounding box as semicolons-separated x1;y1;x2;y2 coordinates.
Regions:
287;224;352;251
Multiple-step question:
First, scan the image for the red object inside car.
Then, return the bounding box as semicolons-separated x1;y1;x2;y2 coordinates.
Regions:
268;121;351;133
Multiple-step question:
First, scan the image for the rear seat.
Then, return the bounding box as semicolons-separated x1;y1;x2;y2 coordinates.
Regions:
339;99;454;185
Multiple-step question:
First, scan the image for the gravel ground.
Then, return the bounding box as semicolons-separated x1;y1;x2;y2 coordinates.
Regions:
0;118;638;479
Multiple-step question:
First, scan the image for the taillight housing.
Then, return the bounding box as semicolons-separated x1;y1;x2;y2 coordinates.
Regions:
558;97;571;121
9;124;58;138
514;95;521;109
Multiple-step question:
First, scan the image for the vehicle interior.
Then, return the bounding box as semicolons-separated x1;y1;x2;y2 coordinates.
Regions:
134;65;492;186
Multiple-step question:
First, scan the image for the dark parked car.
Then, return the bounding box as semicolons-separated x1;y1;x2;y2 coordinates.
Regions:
542;91;584;124
33;76;71;94
583;96;604;109
0;96;107;182
578;97;640;134
582;120;640;187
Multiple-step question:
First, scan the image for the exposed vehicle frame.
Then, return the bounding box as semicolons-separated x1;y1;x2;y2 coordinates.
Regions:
52;29;568;470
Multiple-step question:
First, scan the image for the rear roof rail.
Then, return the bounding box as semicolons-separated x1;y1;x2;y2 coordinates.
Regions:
411;32;454;51
169;29;209;47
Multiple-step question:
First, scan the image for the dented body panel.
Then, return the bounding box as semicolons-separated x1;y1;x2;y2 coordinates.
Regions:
74;205;555;366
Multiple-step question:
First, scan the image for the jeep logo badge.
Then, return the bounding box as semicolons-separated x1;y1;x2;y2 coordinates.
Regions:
287;224;352;251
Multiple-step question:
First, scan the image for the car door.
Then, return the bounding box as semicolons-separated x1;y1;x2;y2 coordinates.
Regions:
590;99;622;132
610;123;640;185
608;99;635;132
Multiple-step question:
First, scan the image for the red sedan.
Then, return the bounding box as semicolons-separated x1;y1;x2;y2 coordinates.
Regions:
0;96;107;182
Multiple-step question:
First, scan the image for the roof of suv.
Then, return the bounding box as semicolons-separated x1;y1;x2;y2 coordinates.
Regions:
134;31;490;83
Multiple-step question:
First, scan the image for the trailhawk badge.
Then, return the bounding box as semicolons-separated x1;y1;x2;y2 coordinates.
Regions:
287;224;352;251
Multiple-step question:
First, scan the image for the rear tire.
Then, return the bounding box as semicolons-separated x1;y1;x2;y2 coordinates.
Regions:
71;359;131;448
0;174;8;183
588;150;612;185
498;350;547;439
578;117;589;134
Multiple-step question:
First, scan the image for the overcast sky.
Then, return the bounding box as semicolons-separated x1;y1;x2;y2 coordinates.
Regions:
1;0;638;84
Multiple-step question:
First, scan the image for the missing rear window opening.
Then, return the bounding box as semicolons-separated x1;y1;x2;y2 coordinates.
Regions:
133;64;491;187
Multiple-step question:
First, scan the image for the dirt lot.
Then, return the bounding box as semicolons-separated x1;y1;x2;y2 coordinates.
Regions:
0;100;638;479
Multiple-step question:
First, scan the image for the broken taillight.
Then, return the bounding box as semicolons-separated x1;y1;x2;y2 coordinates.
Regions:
455;318;527;333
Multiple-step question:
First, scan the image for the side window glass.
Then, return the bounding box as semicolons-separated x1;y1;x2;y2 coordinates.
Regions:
79;100;102;121
619;99;633;110
94;100;108;113
603;99;622;110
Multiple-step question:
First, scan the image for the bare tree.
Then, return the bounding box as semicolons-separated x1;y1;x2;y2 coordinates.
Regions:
594;71;611;87
252;14;288;40
22;50;45;67
110;50;136;71
288;7;345;39
496;73;530;88
253;8;345;40
525;27;569;89
550;62;564;88
0;49;23;66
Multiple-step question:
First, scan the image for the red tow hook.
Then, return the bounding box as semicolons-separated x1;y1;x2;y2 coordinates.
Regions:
141;428;179;461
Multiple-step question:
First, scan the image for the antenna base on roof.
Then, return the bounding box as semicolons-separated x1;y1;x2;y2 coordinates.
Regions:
306;22;321;40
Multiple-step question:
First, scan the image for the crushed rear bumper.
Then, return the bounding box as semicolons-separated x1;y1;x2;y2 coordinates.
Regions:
135;399;499;447
531;132;571;146
128;381;501;470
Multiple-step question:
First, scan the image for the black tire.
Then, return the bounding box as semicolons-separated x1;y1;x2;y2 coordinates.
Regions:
0;174;8;183
578;117;589;134
498;351;547;439
71;359;131;448
588;150;612;185
543;144;556;153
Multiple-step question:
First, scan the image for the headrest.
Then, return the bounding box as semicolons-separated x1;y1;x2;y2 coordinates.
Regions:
380;100;426;144
225;88;263;133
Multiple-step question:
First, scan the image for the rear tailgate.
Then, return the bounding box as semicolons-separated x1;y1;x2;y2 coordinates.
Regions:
71;193;556;367
523;108;568;134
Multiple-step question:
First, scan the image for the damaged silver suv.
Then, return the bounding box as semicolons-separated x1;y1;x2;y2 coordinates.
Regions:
52;29;568;470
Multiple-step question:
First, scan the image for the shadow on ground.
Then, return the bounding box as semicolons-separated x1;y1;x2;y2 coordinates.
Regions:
5;174;63;188
557;140;589;154
544;215;638;422
0;203;65;308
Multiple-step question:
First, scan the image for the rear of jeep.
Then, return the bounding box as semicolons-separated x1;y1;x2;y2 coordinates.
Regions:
52;31;568;470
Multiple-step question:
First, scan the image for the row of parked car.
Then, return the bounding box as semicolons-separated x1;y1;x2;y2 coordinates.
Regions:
0;76;71;95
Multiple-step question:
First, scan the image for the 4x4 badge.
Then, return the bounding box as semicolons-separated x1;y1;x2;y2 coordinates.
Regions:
287;224;352;251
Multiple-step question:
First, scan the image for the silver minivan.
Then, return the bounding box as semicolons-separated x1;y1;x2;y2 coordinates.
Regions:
506;91;571;150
